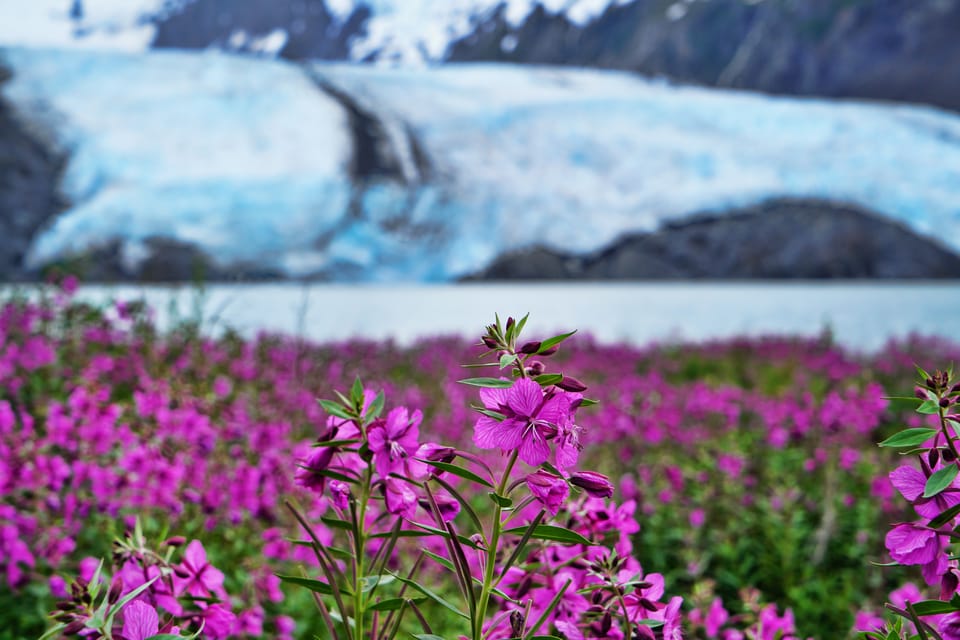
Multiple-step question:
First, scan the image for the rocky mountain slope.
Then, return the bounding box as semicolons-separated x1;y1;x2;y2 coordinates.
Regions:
468;200;960;280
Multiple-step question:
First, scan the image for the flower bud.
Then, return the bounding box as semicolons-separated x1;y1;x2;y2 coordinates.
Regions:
163;536;187;547
108;577;123;604
510;610;525;636
945;448;957;463
519;341;541;354
929;447;941;468
942;397;953;408
481;336;498;349
556;376;587;393
527;361;545;376
526;470;570;515
916;386;929;399
599;611;613;635
63;620;87;634
569;471;614;498
539;346;559;357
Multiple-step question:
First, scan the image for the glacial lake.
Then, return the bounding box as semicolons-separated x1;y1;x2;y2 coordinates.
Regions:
19;282;955;352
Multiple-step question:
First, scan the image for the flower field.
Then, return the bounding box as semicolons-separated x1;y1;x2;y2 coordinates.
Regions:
1;285;958;639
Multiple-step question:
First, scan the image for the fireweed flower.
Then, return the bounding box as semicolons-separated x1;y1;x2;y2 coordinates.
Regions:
368;406;423;477
174;540;228;601
473;378;573;466
525;470;569;515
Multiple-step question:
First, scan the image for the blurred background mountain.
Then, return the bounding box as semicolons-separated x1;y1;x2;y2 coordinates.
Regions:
1;0;959;282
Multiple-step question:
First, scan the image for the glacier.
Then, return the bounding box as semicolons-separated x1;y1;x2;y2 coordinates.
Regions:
2;47;960;281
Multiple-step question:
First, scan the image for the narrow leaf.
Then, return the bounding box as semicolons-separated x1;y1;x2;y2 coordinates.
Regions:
387;572;469;620
318;399;353;420
878;428;939;448
458;377;514;389
924;465;959;499
533;374;563;386
929;503;960;529
417;459;494;488
537;330;576;353
503;524;592;546
276;575;335;596
489;492;513;508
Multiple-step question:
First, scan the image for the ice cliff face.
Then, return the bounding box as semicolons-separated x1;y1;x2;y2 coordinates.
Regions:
1;47;959;281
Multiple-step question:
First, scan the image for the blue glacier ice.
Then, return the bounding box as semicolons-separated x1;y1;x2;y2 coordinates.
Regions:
2;47;960;281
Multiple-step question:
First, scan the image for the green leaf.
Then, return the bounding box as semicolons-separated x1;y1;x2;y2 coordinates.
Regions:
458;377;514;389
635;619;665;629
365;391;385;421
318;399;353;420
537;330;576;354
500;353;518;370
489;492;513;508
146;636;191;640
878;428;940;448
312;438;362;448
924;464;959;498
910;600;958;616
387;572;469;620
368;529;433;540
929;503;960;528
917;399;941;415
276;575;338;596
417;459;494;488
359;574;395;593
533;374;563;386
503;524;592;546
473;407;506;421
369;597;425;612
412;523;482;549
320;516;354;531
577;398;599;408
350;376;364;407
412;635;446;640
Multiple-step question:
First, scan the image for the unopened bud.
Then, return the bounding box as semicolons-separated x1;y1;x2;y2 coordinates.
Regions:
510;610;525;636
916;386;929;399
556;376;587;393
505;317;515;333
929;448;941;468
163;536;187;547
569;471;614;499
942;397;953;408
591;590;605;604
926;377;937;390
639;597;658;612
527;361;545;376
481;336;498;349
539;346;558;357
63;620;87;634
519;341;541;354
599;611;613;635
945;448;957;463
425;445;457;464
108;577;123;604
55;600;76;611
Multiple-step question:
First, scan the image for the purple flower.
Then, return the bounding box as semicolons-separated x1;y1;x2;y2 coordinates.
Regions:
294;447;335;493
526;470;569;515
940;611;960;640
474;378;571;466
122;600;159;640
368;407;422;478
174;540;227;601
384;477;418;520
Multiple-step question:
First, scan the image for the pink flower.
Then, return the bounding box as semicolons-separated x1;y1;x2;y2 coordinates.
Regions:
526;470;569;515
704;597;729;637
122;600;159;640
174;540;227;601
368;407;422;478
473;379;571;466
384;477;418;520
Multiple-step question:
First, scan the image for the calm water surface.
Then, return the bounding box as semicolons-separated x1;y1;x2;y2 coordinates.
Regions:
43;282;960;351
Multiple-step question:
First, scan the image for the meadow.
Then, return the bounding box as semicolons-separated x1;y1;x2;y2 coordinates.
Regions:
1;283;957;639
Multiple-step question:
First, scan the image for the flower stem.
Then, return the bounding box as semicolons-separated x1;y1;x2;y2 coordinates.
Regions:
474;449;519;640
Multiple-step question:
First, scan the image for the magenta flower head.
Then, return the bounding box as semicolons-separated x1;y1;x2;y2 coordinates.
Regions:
474;378;572;466
174;540;227;601
569;471;614;499
526;470;569;515
295;447;335;493
367;407;422;478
